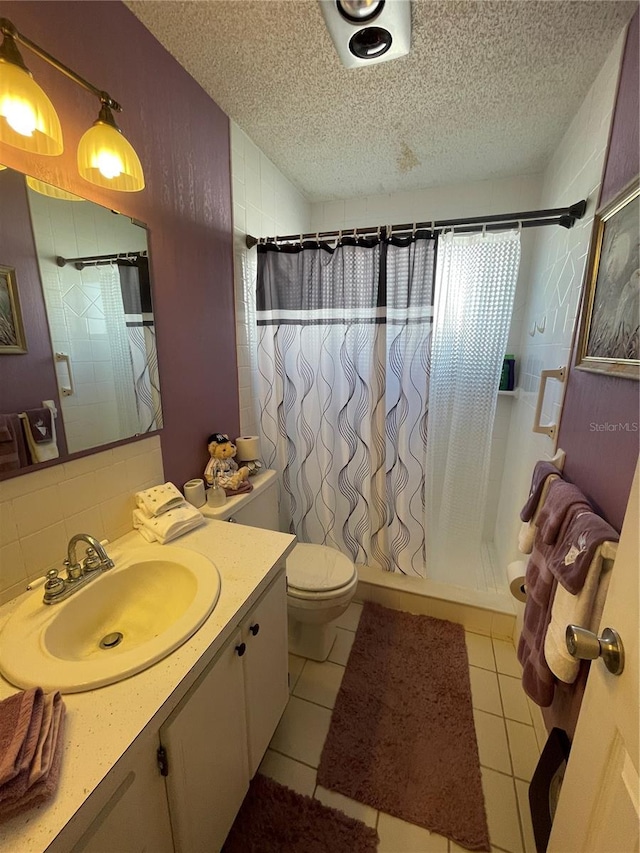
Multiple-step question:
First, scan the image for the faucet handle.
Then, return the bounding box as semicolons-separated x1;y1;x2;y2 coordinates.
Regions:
44;568;65;598
83;547;102;572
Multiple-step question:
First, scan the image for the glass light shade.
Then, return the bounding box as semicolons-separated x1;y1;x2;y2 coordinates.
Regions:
0;59;63;155
77;120;145;192
26;175;84;202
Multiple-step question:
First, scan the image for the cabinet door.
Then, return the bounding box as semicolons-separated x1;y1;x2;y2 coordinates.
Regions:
242;570;289;776
160;630;249;853
71;730;173;853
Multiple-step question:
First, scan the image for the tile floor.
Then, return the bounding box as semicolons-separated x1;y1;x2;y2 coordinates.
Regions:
259;602;542;853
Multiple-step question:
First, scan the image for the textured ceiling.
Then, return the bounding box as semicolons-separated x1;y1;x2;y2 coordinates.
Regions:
125;0;636;202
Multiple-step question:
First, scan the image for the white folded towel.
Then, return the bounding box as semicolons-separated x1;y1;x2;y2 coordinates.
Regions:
135;483;185;518
132;504;204;545
544;542;616;683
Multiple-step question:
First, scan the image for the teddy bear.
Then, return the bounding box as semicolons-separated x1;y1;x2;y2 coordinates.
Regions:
204;433;251;493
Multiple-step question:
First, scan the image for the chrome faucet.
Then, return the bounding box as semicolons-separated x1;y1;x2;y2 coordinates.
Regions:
43;533;115;605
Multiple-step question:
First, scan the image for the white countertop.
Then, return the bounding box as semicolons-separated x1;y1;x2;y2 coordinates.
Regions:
0;520;295;853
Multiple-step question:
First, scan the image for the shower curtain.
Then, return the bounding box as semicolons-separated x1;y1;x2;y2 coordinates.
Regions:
117;258;163;433
426;229;521;587
256;234;436;575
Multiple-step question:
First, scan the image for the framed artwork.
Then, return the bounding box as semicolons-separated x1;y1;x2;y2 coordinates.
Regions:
576;177;639;380
0;265;27;354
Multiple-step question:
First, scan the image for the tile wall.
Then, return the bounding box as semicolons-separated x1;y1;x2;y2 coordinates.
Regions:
0;436;163;605
493;32;625;576
229;122;311;437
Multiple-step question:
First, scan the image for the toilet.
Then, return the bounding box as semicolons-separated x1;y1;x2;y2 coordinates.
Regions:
201;469;358;660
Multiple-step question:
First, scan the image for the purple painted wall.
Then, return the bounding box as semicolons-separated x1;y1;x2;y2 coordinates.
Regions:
558;10;640;532
0;1;237;485
544;11;639;740
0;169;68;456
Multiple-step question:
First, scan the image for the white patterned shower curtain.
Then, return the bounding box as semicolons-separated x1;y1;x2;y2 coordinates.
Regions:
256;235;435;576
426;229;521;587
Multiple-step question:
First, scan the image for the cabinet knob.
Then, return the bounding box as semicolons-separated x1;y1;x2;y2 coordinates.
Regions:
235;642;246;657
249;623;260;636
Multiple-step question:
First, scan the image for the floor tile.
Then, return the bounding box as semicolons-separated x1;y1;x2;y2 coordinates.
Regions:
258;749;316;797
377;811;447;852
526;698;549;753
314;785;378;828
473;709;512;774
334;601;363;632
469;666;503;716
481;767;524;853
328;627;355;665
466;631;497;671
288;653;305;693
293;660;345;709
269;696;332;768
499;675;532;724
515;779;536;853
492;639;522;677
506;721;540;782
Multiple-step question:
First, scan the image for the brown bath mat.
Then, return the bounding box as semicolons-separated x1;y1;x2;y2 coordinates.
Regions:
222;773;379;853
317;602;491;852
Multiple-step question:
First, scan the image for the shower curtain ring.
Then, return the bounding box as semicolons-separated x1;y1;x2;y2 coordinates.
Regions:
412;222;417;238
338;229;343;246
518;220;523;233
482;223;487;237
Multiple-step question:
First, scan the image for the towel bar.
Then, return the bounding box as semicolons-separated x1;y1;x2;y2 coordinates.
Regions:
533;367;566;439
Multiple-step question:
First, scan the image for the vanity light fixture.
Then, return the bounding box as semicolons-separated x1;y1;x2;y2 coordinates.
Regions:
0;17;144;192
25;175;84;202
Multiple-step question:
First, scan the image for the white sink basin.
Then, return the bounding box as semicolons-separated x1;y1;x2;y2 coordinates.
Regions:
0;546;221;693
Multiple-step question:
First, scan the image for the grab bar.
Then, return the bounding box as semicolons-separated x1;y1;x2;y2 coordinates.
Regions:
55;351;74;397
533;367;566;439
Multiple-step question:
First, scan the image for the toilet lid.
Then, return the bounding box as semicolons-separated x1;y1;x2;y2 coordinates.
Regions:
287;543;356;593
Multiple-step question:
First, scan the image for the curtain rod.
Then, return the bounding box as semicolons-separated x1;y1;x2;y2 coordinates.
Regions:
56;250;147;270
245;200;587;249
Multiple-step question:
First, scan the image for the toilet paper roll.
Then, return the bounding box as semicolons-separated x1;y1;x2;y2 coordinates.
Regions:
183;478;206;508
235;435;261;462
507;560;527;603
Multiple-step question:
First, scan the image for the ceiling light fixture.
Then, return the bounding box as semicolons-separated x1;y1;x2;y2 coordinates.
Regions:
0;18;144;192
336;0;385;23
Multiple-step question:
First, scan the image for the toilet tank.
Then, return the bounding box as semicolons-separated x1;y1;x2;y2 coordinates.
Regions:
200;469;280;530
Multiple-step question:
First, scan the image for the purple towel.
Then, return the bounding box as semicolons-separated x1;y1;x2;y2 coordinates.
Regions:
547;510;619;594
0;689;42;787
517;537;559;707
520;461;563;522
0;711;65;824
24;408;52;444
0;414;28;472
537;480;591;546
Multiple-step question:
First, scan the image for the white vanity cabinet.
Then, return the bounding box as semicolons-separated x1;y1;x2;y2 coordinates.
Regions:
67;729;174;853
159;568;288;852
240;568;289;776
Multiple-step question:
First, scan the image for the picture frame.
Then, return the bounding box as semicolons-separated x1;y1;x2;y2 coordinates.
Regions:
0;265;27;354
576;177;639;380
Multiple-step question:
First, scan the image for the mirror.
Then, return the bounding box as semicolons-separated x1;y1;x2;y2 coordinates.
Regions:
0;167;162;477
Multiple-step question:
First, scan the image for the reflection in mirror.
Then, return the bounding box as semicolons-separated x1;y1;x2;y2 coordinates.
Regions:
27;181;163;454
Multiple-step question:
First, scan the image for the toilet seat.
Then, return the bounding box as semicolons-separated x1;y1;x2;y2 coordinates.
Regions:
286;543;357;600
